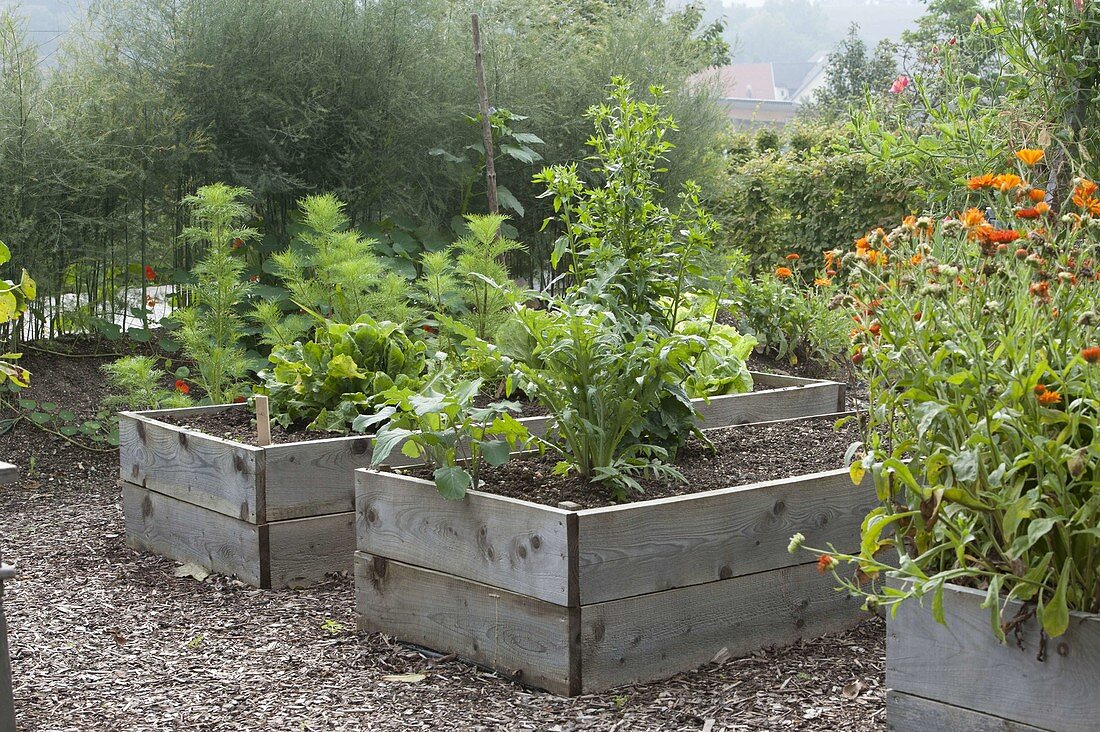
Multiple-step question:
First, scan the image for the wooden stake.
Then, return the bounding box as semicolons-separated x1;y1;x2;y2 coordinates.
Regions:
254;395;272;447
471;13;499;215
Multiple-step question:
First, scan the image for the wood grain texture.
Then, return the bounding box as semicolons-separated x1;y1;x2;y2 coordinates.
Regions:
263;435;378;521
575;468;875;604
579;560;865;693
887;582;1100;732
122;483;263;587
356;471;573;605
268;511;355;588
119;413;264;522
694;380;845;429
123;403;249;420
0;461;17;486
355;552;576;695
887;691;1047;732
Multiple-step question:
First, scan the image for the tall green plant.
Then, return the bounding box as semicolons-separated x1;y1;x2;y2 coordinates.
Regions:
175;184;257;403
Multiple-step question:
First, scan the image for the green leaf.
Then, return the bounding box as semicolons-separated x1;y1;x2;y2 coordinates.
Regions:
433;465;471;500
496;185;525;217
1042;560;1071;638
481;439;511;466
0;241;9;267
932;580;945;625
29;412;52;425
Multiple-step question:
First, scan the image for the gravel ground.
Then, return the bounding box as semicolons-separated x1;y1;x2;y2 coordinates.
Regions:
0;341;886;731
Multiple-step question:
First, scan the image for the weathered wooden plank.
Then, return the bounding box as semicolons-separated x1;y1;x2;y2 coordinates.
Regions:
694;380;845;428
268;511;355;588
751;371;823;388
356;471;573;605
579;560;864;693
122;483;263;587
575;468;874;604
887;691;1047;732
887;582;1100;732
119;413;264;522
0;461;17;486
263;435;377;521
123;402;249;420
355;552;576;695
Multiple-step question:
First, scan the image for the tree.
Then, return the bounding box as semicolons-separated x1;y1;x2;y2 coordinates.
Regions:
803;24;897;122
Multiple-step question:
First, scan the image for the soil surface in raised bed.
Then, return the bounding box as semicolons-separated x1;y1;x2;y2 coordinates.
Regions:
0;337;886;731
403;415;860;509
157;407;337;445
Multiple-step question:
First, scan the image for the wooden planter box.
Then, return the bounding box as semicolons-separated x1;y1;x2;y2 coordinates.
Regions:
887;582;1100;732
121;372;844;589
1;461;19;731
354;452;874;695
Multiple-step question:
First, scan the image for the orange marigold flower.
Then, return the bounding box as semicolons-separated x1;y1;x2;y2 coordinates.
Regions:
775;267;793;279
1073;194;1100;216
175;380;190;395
910;253;923;266
817;554;839;574
1015;149;1045;166
1038;390;1061;405
1034;384;1047;395
993;173;1024;193
785;253;800;261
1016;207;1042;219
1028;188;1047;202
1082;347;1100;364
814;277;832;287
869;322;881;336
1076;179;1099;198
903;215;918;228
963;208;986;227
967;173;996;190
1029;281;1050;300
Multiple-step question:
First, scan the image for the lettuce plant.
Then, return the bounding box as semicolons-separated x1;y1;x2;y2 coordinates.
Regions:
795;153;1100;640
260;317;427;433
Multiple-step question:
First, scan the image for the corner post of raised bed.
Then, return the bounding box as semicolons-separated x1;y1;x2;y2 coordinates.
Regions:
1;460;19;730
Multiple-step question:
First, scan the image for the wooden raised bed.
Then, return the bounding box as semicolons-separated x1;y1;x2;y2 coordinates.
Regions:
354;445;875;695
887;582;1100;732
121;372;844;589
1;460;20;731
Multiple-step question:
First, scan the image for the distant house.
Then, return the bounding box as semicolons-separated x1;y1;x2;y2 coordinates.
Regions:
692;57;827;129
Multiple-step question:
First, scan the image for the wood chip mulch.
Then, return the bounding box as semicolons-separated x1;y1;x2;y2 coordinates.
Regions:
0;340;886;731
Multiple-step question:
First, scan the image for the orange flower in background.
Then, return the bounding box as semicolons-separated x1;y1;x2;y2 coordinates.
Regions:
1029;281;1050;301
993;173;1024;193
785;253;800;261
1034;384;1048;395
175;380;190;395
963;208;986;228
1015;149;1045;166
1028;189;1047;202
1082;347;1100;364
967;173;996;190
1015;207;1042;219
1076;179;1098;198
144;265;156;281
1038;390;1061;405
814;277;832;286
910;253;923;266
775;266;793;279
980;228;1021;244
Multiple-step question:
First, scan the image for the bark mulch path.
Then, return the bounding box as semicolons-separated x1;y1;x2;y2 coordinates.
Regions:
0;340;886;731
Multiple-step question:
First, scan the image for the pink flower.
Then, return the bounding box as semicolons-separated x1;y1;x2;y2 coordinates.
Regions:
889;75;910;94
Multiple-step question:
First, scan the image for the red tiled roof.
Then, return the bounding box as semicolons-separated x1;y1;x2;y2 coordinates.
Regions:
691;63;776;100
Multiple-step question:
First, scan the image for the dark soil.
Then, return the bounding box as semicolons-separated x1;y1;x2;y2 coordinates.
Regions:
157;407;337;445
404;415;859;509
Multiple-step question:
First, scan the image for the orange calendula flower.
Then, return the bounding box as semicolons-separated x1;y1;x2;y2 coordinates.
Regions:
1015;149;1045;166
814;277;832;287
967;173;996;190
910;253;923;266
1076;179;1099;198
993;173;1024;192
1015;207;1042;219
817;554;839;574
785;253;800;261
1034;384;1047;395
175;380;190;395
1038;390;1061;405
775;267;793;279
963;208;986;227
1028;188;1047;202
1082;346;1100;364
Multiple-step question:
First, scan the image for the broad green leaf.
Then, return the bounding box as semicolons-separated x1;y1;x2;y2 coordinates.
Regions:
1042;560;1071;638
433;466;471;500
481;439;510;466
849;462;866;485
